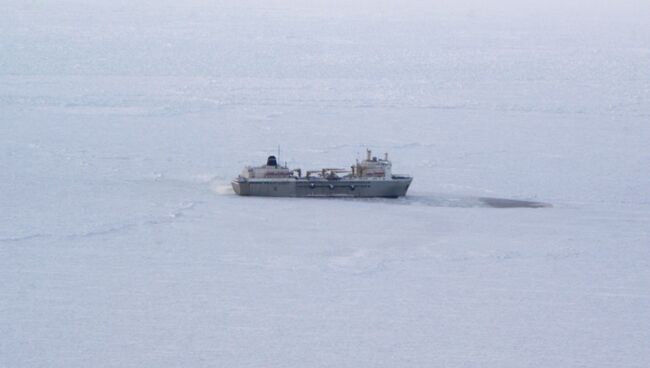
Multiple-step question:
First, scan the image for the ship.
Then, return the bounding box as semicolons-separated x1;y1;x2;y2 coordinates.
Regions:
231;149;412;198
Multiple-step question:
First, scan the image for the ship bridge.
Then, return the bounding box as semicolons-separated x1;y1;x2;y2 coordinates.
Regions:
354;150;392;178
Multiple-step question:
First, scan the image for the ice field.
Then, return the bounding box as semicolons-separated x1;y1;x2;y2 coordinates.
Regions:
2;1;650;367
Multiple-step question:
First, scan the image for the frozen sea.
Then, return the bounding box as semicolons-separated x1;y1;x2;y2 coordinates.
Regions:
1;1;650;367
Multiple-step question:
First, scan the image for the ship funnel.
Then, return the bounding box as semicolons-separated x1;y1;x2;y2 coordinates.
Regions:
366;149;372;161
266;155;278;167
384;152;388;161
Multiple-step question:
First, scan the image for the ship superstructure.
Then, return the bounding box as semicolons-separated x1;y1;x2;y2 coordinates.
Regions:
231;149;412;198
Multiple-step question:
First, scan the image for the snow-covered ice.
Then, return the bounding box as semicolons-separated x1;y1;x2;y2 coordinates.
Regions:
1;1;649;367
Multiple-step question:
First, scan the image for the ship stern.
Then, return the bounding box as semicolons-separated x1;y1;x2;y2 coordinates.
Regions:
231;178;250;196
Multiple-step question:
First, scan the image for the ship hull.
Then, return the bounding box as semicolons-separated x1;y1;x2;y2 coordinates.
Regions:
232;177;412;198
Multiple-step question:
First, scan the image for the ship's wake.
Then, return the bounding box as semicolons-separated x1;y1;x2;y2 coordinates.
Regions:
211;181;235;195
